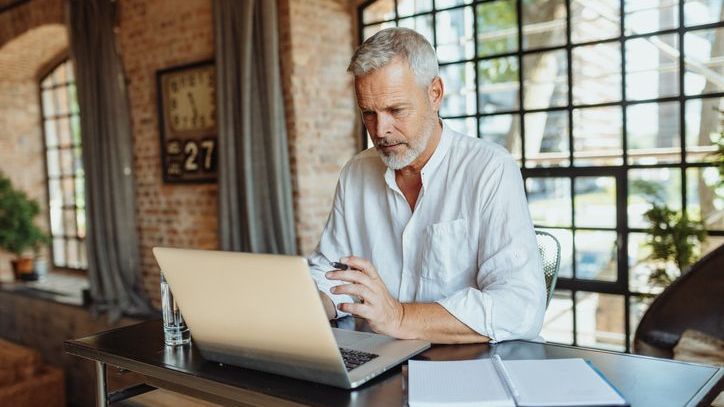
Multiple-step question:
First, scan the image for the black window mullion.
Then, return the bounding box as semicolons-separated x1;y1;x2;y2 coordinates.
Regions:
678;0;687;213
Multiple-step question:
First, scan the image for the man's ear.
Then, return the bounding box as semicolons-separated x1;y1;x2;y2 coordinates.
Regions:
428;76;444;113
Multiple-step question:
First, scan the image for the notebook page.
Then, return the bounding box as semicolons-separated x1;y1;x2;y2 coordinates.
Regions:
408;359;515;407
503;358;627;406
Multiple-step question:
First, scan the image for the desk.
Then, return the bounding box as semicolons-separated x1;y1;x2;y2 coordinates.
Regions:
65;319;723;407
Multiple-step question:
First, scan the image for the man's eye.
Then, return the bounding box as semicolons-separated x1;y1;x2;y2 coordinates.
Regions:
362;111;375;117
390;108;405;116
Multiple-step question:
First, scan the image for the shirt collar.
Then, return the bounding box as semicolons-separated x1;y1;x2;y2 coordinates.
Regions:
383;119;453;190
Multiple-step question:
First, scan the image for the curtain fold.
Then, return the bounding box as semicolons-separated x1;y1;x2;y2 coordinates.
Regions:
214;0;297;254
68;0;151;320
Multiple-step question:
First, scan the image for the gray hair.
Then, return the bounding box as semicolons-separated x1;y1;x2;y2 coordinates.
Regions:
347;27;439;87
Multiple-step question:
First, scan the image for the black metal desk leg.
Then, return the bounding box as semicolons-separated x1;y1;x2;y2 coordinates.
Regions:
96;361;108;407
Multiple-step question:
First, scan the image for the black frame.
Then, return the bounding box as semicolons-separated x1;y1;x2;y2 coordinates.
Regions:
156;59;218;184
358;0;723;352
39;58;87;272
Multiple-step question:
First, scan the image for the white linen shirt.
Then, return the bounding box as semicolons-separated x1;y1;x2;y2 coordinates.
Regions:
308;122;546;342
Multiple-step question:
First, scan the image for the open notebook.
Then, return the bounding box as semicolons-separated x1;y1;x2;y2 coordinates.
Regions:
408;357;628;407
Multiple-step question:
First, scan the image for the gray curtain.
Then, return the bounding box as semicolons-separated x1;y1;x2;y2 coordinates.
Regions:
214;0;297;254
68;0;151;319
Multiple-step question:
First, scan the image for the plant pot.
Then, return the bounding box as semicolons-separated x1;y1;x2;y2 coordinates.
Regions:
11;258;35;281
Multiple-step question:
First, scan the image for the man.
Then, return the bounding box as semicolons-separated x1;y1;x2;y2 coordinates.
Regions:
307;27;545;344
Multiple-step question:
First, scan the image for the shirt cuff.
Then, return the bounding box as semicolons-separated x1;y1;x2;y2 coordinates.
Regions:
436;287;497;342
314;274;353;319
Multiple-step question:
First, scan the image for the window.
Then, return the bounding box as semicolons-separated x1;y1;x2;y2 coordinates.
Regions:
360;0;723;352
40;59;88;271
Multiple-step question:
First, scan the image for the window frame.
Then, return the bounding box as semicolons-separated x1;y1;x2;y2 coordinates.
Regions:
359;0;724;352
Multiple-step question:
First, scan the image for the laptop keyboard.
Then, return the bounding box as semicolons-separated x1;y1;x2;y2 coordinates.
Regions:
339;348;379;371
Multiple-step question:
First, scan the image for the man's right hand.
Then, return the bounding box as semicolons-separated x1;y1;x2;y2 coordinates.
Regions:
319;290;336;320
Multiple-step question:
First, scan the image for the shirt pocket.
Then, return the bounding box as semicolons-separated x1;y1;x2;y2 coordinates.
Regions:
417;218;470;302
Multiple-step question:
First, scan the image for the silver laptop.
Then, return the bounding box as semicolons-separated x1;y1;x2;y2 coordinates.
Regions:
153;247;430;389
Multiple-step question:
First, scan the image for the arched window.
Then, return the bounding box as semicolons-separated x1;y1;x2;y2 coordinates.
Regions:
359;0;723;352
40;59;87;271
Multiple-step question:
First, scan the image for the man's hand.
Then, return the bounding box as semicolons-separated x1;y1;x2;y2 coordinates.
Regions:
326;256;404;337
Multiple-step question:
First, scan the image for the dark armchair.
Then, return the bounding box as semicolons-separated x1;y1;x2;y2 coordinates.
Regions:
633;243;724;359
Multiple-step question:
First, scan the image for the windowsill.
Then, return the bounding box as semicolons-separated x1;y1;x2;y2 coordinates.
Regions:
0;271;89;307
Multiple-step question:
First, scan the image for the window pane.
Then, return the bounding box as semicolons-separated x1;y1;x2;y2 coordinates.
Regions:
684;28;724;95
524;110;569;168
624;0;678;35
522;0;566;49
575;292;625;351
478;56;519;113
68;84;79;114
79;240;87;269
572;42;622;105
476;0;517;56
538;228;573;278
436;0;471;8
363;21;397;41
58;117;71;148
573;106;623;166
440;62;476;116
62;177;75;207
75;176;86;209
60;148;74;176
436;6;474;63
46;148;60;177
64;208;77;236
685;97;722;163
398;0;432;18
625;34;680;101
541;289;574;344
575;230;617;281
41;89;55;116
67;238;79;269
684;0;724;27
65;60;74;81
44;120;58;148
526;177;572;227
363;0;396;24
399;14;434;45
523;50;568;110
52;238;66;267
55;86;69;115
629;295;655;350
49;206;63;236
628;167;682;228
686;167;723;231
627;101;681;165
73;146;83;174
575;176;616;228
71;115;81;145
628;232;661;294
446;117;476;138
571;0;620;43
479;114;521;160
77;207;87;240
48;179;62;208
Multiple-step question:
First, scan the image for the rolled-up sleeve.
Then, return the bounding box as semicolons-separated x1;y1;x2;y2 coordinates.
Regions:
437;157;546;342
307;172;354;319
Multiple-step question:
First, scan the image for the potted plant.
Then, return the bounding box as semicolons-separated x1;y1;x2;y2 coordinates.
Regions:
0;172;49;281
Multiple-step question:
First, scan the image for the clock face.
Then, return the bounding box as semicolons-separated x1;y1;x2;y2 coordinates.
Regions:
164;65;216;133
158;61;218;183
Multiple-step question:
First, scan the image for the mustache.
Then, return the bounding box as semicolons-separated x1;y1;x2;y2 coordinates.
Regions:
374;140;407;147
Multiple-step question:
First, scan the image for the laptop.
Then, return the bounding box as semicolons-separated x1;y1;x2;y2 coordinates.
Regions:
152;247;430;389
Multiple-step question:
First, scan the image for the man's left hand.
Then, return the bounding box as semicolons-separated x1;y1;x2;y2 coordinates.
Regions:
326;256;404;337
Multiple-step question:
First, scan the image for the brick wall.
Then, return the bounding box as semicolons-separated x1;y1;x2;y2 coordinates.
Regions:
116;0;218;307
0;0;360;305
279;0;359;255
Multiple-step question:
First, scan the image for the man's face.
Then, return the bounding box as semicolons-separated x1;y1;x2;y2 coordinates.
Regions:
354;58;441;170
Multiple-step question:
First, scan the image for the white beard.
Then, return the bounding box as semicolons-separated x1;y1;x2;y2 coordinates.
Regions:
375;118;435;170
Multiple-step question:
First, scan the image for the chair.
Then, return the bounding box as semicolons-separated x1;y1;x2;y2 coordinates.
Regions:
535;230;561;308
633;243;724;359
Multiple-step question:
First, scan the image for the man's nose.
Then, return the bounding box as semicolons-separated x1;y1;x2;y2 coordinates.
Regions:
375;113;393;138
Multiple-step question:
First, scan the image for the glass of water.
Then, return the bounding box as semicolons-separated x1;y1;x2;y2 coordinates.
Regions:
160;273;190;346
